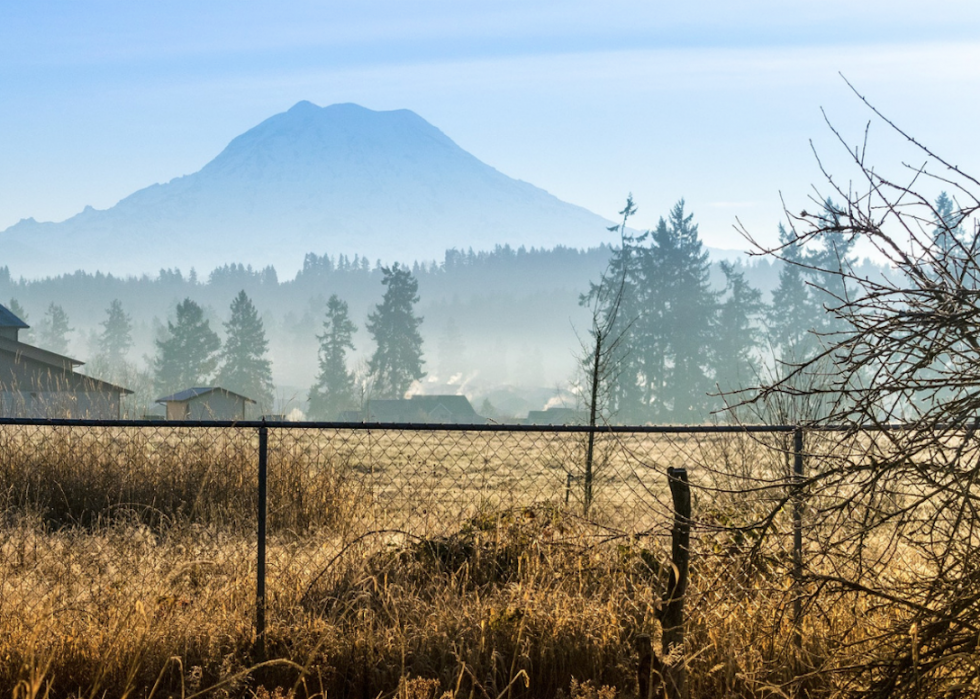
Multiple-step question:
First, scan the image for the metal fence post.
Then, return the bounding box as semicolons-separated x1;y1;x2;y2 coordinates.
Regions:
792;426;804;645
256;421;268;660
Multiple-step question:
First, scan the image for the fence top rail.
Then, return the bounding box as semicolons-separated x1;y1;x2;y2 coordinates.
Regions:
0;417;794;432
0;417;961;433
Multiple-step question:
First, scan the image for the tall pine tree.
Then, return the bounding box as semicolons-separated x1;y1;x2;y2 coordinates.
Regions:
639;200;717;422
806;198;856;335
713;261;764;395
38;303;72;355
99;299;133;369
765;210;856;422
932;191;963;255
154;298;221;395
308;294;358;419
767;223;821;363
367;264;425;399
216;291;274;412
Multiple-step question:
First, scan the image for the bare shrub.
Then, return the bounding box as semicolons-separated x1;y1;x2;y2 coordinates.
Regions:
734;80;980;697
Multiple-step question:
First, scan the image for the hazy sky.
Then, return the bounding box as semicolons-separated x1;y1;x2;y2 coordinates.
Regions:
3;1;980;255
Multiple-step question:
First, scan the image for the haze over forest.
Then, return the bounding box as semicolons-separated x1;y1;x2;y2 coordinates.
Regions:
1;102;621;278
4;0;976;424
1;101;888;421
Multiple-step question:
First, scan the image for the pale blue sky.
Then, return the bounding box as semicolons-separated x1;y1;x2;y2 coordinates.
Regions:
3;1;979;253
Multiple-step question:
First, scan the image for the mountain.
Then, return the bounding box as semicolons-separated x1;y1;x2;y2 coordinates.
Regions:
1;101;617;279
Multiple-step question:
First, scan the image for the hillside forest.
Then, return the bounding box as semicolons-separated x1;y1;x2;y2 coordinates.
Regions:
0;198;891;423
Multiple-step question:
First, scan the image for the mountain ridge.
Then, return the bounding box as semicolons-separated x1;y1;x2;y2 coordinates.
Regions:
1;102;618;279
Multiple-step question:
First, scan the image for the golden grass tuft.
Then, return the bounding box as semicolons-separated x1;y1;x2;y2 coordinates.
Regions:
0;425;913;698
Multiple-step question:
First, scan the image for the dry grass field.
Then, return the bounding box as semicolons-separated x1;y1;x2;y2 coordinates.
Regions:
0;424;914;699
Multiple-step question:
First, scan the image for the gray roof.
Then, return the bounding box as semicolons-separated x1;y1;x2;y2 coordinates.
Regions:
363;395;479;423
365;400;429;422
156;386;256;404
0;336;131;394
525;407;587;425
0;304;29;329
408;394;478;417
0;335;82;371
73;373;135;395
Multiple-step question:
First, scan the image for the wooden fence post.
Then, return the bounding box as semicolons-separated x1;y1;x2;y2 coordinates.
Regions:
636;633;667;699
663;467;690;699
637;633;652;699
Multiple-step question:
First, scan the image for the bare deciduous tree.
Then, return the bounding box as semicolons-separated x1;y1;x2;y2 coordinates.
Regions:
578;195;638;512
737;78;980;697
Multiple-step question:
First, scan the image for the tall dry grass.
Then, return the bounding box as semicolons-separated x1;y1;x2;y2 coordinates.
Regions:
0;426;354;532
0;425;898;698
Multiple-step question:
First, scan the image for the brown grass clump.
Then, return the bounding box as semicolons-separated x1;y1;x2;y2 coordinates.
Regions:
0;425;357;532
0;498;883;699
0;424;908;698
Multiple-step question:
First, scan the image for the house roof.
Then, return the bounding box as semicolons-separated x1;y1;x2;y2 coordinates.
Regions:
0;335;82;372
0;304;29;329
364;395;479;423
74;373;134;395
364;400;429;422
0;336;131;394
156;387;256;404
408;394;479;417
525;407;587;425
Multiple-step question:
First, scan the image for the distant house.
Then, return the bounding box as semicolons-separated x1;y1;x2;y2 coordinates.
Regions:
525;407;587;425
156;387;255;421
348;394;481;424
0;303;132;418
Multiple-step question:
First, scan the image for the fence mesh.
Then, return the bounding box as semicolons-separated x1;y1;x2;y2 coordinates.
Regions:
0;420;884;698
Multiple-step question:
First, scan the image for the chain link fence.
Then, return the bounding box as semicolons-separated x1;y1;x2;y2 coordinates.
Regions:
1;418;877;698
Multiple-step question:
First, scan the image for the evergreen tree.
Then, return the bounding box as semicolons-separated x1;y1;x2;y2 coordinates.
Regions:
308;294;358;419
932;191;963;254
639;200;717;422
38;303;72;355
7;298;32;343
912;192;970;413
98;299;133;368
805;198;856;334
763;206;858;422
767;224;820;363
366;264;425;398
764;288;837;423
153;298;221;395
634;217;671;417
216;291;275;411
713;261;764;395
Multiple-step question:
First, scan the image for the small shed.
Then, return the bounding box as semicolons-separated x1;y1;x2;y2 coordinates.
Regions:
156;387;255;421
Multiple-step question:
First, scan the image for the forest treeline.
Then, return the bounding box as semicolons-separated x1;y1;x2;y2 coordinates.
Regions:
0;199;890;421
